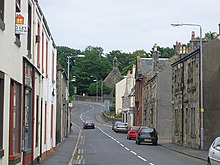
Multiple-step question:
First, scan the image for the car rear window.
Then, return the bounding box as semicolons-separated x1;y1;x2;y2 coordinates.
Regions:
141;128;154;133
118;123;127;126
132;127;140;130
85;120;93;123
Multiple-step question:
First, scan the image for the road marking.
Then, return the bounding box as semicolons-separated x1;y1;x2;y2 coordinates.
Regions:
138;155;147;162
124;147;130;151
120;144;124;147
97;124;150;163
130;151;137;155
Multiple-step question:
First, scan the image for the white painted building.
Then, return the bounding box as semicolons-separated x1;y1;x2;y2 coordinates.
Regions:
115;65;136;126
115;79;126;116
0;1;57;165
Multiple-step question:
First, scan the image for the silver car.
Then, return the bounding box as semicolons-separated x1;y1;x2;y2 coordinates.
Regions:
207;136;220;165
114;122;128;133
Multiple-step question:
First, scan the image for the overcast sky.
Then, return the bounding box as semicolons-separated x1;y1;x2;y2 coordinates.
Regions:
39;0;220;53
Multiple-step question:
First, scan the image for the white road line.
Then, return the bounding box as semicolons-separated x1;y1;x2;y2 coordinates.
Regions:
137;155;147;162
124;147;130;151
97;127;150;163
130;151;137;155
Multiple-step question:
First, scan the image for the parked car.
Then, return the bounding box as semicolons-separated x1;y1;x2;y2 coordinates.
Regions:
112;120;123;130
135;127;158;145
127;126;140;140
83;120;95;129
114;122;128;133
207;136;220;165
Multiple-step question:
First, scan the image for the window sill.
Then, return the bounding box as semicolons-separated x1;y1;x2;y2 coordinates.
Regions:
0;149;4;158
14;37;21;47
9;153;21;165
0;19;5;31
9;153;21;161
22;148;31;154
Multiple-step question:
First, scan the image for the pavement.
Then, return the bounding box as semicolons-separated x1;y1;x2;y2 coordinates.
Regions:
39;112;208;165
39;123;81;165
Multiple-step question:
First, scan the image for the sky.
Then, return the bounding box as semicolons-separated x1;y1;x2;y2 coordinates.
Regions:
39;0;220;54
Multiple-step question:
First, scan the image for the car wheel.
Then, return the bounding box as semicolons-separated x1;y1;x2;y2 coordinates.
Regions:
153;141;158;146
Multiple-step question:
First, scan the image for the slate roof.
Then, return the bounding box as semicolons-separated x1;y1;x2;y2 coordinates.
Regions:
137;57;168;76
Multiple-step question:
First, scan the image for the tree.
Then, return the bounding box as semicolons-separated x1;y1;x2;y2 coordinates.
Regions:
57;46;112;96
204;31;218;41
105;49;147;76
149;45;175;58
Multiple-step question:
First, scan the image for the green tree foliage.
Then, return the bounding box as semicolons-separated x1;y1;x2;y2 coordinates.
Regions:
149;46;175;58
88;81;111;96
204;31;218;41
57;45;174;96
105;49;147;75
57;46;112;96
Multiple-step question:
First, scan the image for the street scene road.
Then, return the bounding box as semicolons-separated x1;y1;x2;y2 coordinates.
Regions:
71;101;207;165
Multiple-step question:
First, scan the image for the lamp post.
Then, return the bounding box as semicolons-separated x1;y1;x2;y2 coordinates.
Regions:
101;80;103;111
93;79;98;103
67;54;84;133
171;23;204;150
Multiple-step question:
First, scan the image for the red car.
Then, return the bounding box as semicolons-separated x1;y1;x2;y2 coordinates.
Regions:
127;126;140;140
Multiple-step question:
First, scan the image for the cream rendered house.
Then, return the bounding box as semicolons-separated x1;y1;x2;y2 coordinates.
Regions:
0;0;23;164
115;65;135;126
0;1;57;165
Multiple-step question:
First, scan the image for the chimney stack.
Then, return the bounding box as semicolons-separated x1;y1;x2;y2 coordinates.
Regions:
127;70;131;75
191;31;195;40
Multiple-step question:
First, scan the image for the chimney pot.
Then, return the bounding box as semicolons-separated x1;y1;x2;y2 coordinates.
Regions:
191;31;195;40
127;70;131;75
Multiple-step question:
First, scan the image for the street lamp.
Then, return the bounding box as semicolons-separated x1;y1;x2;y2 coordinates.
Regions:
67;54;85;133
171;23;204;150
93;79;98;103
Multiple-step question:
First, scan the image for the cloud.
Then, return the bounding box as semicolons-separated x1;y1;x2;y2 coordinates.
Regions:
39;0;220;53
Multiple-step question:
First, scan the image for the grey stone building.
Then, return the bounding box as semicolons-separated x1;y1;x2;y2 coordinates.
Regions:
104;56;122;89
142;45;172;139
171;34;220;150
56;64;68;144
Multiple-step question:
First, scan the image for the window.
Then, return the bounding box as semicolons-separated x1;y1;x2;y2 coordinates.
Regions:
23;87;32;151
27;4;32;53
150;108;153;125
23;62;33;152
44;102;47;144
9;80;21;159
0;71;4;158
0;0;5;30
42;32;44;73
174;109;179;134
37;22;40;68
15;0;21;46
0;0;4;20
191;107;196;137
51;105;53;139
46;40;48;77
52;51;54;81
35;96;39;147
